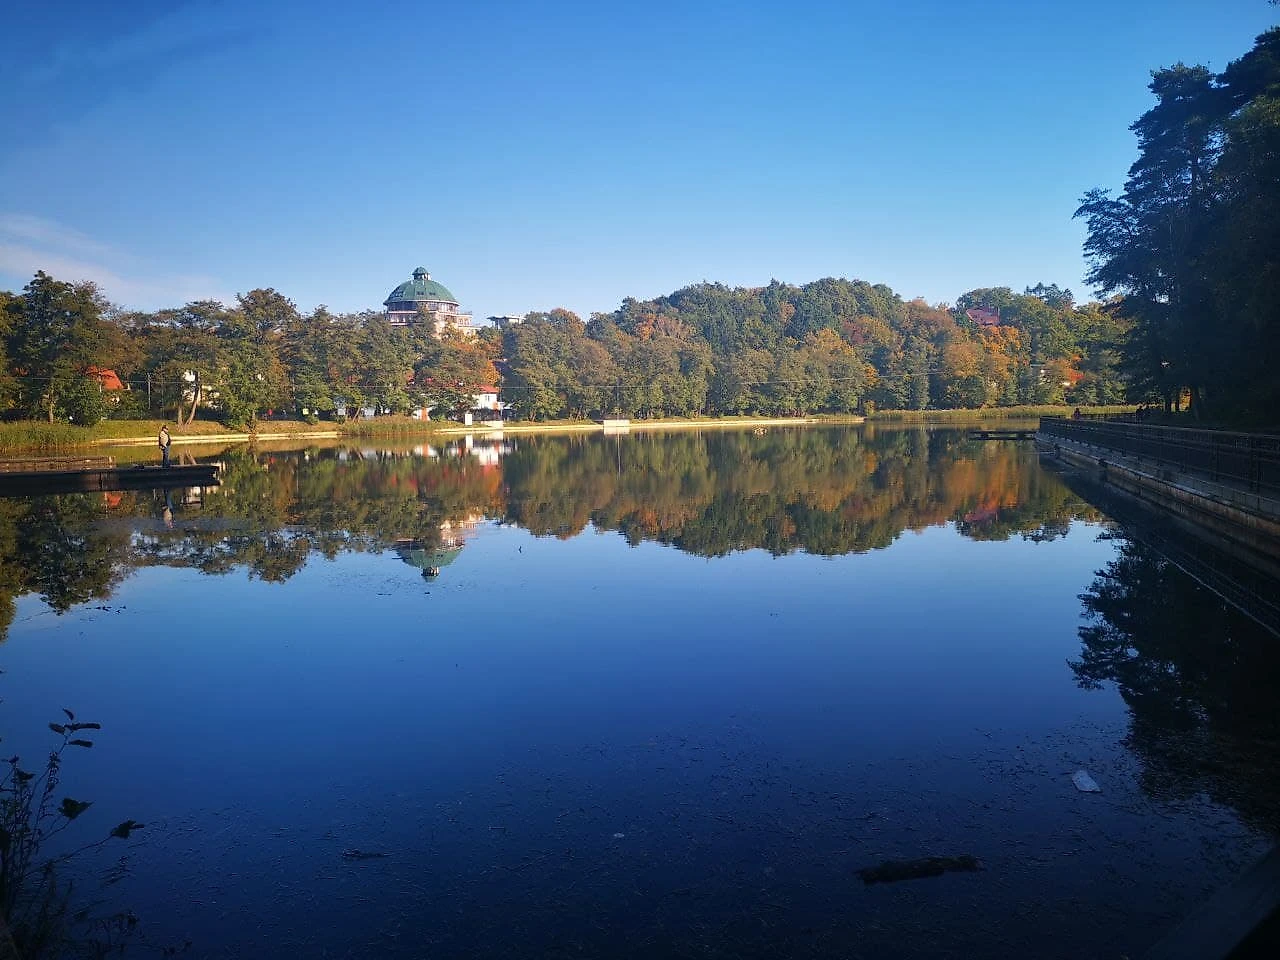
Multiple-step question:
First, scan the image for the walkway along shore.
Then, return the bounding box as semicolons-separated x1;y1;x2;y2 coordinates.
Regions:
1036;417;1280;558
1036;419;1280;959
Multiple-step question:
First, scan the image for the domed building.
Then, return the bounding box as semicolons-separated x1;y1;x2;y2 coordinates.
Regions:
383;267;477;336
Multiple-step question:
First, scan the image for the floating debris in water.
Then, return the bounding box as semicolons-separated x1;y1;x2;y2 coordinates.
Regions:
1072;769;1102;792
857;855;983;885
341;849;389;860
612;832;626;839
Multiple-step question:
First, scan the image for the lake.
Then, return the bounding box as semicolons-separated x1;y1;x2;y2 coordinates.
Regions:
2;425;1278;959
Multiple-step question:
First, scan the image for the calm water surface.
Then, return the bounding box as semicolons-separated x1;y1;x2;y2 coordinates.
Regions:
2;426;1278;958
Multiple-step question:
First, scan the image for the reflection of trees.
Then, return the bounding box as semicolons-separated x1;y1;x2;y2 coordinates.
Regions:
133;451;310;581
0;429;1100;640
506;428;1098;557
0;496;131;634
127;448;506;578
0;499;22;637
0;447;508;640
1071;539;1280;834
19;497;130;609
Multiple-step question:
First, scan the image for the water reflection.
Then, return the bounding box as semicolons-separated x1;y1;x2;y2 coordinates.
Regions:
4;426;1278;958
0;427;1099;637
1072;537;1280;833
0;494;129;635
506;427;1093;551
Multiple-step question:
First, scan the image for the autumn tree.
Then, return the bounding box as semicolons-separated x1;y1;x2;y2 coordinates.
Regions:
4;272;126;423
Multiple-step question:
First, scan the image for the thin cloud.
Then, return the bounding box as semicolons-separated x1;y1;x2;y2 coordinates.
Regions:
0;213;115;259
0;214;228;308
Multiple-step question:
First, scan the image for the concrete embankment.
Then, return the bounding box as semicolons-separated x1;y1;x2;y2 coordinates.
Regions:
1036;418;1280;559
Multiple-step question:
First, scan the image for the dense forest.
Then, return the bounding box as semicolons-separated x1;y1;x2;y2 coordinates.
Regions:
1076;26;1280;423
0;270;1125;426
500;281;1126;419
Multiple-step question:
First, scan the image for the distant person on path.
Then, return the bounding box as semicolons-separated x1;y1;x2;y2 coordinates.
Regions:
159;424;171;467
1072;407;1082;420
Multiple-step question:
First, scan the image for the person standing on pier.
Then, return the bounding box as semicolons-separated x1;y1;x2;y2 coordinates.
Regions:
159;424;171;467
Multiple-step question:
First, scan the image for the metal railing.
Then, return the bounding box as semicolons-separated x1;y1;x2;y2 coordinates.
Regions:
1039;417;1280;499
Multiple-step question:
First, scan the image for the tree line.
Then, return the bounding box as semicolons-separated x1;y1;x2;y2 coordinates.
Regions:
501;280;1126;419
1076;26;1280;423
0;269;1128;426
0;274;499;426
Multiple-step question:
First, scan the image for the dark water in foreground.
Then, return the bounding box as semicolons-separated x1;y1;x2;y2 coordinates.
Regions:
2;426;1278;958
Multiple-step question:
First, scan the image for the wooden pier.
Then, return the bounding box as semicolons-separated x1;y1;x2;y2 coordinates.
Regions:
0;455;117;473
0;462;220;496
968;429;1036;440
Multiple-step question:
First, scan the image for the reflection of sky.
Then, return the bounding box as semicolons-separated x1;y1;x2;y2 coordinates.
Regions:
9;518;1121;764
1;516;1266;958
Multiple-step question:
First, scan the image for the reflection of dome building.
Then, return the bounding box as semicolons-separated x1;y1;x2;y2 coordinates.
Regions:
393;513;486;574
395;542;463;571
383;267;477;336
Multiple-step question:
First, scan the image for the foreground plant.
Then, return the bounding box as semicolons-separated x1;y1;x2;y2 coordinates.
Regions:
1;706;144;959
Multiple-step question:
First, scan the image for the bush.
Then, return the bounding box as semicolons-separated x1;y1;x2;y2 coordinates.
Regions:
58;382;108;427
1;706;143;958
105;391;152;422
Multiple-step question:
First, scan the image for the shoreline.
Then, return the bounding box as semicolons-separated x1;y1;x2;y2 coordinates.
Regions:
437;416;839;437
0;407;1135;454
86;416;839;449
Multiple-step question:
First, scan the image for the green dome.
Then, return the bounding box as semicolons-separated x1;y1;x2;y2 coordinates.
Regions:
384;266;457;307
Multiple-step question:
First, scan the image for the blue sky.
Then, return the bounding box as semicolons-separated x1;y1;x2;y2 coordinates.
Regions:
1;1;1275;320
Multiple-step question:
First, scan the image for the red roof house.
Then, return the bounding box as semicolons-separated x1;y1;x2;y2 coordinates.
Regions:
86;367;125;391
964;308;1001;327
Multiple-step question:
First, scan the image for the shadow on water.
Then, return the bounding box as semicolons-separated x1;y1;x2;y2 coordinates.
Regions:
1072;536;1280;837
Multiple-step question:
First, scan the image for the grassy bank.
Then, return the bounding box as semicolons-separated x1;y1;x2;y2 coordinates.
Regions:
0;418;347;454
0;419;217;454
339;415;451;438
1;415;836;452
